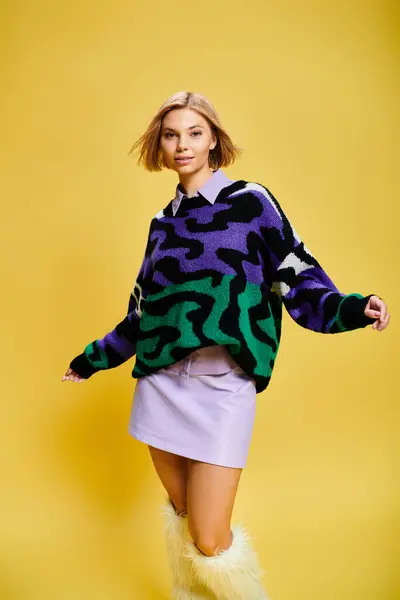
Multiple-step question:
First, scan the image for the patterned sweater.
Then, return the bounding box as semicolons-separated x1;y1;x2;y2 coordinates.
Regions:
70;169;375;393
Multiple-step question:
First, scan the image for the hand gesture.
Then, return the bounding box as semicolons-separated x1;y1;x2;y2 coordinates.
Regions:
364;295;391;332
62;367;86;382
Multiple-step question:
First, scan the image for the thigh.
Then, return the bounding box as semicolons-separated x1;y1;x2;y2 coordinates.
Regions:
148;446;189;514
187;459;242;550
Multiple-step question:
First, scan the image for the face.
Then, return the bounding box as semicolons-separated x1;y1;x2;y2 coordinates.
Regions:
159;108;217;173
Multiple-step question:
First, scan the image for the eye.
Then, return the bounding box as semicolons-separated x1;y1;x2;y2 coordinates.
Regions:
163;131;202;138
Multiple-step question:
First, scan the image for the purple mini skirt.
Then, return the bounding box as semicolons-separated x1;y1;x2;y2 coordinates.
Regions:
128;345;257;468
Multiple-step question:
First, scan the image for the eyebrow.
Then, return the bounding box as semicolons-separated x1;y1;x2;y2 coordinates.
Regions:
162;125;205;132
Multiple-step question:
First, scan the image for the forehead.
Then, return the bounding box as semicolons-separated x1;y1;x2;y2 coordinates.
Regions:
162;108;209;130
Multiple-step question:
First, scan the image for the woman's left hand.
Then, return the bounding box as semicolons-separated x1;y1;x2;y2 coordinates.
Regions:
364;295;391;331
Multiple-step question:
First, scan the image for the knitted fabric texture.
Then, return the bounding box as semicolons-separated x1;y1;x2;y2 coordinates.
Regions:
70;180;375;393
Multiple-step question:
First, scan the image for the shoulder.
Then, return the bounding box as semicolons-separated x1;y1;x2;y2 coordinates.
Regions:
152;209;165;220
229;179;282;214
229;179;275;199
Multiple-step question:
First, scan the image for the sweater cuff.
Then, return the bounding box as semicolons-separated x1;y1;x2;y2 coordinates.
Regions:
69;353;98;379
337;293;377;330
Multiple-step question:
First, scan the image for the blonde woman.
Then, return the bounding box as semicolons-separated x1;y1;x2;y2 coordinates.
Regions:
62;91;390;599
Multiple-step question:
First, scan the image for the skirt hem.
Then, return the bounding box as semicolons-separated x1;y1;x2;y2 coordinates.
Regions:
128;424;247;469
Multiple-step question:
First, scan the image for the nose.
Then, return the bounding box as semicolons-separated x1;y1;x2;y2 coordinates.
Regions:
176;136;189;151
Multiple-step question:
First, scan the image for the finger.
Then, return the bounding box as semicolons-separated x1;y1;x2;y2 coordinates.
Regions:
365;308;381;319
378;314;390;331
377;315;388;331
378;304;387;323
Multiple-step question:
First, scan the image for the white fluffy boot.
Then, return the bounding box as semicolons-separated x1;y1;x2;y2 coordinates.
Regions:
161;498;214;600
183;523;270;600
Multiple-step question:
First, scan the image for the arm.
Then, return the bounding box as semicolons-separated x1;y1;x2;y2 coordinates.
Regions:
69;221;155;378
257;183;377;333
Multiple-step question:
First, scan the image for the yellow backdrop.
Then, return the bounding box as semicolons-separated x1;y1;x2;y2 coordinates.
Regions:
0;1;398;599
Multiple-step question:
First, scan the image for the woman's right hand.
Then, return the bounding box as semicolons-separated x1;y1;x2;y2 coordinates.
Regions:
62;367;86;382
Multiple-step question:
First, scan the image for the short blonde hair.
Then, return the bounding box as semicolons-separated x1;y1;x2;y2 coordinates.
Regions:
128;91;243;172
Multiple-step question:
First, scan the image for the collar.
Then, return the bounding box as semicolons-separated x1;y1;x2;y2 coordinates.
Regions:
171;169;233;216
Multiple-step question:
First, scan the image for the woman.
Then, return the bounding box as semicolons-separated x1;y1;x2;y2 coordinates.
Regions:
62;91;391;600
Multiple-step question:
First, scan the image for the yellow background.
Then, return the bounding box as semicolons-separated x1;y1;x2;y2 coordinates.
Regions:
1;1;398;599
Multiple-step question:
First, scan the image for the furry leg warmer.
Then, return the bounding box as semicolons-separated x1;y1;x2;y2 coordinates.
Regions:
183;523;270;600
161;498;214;600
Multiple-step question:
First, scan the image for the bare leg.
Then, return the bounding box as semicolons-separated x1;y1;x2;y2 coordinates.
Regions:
184;458;269;599
148;445;188;514
148;446;211;599
187;459;242;556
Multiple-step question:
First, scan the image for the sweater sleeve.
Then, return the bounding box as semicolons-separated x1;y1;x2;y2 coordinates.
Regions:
69;221;155;378
258;183;377;333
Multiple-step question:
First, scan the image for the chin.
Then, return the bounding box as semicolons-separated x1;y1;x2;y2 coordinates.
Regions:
173;162;196;173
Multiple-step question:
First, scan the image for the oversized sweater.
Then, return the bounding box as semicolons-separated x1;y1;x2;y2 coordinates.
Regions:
70;169;376;393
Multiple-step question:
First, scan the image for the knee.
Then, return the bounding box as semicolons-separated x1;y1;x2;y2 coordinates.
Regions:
190;529;233;557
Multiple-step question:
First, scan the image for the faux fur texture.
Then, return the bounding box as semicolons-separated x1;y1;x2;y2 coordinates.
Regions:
183;523;270;600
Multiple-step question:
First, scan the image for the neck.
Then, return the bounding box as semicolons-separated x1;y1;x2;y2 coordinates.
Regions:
178;164;215;197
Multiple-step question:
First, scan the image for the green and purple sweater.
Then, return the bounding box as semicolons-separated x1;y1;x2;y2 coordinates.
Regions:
70;169;376;393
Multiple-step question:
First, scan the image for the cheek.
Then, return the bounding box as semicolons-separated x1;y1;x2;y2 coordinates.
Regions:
160;141;174;157
193;138;211;153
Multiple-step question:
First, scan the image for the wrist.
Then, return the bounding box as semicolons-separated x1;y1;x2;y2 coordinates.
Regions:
69;353;98;378
337;293;376;330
